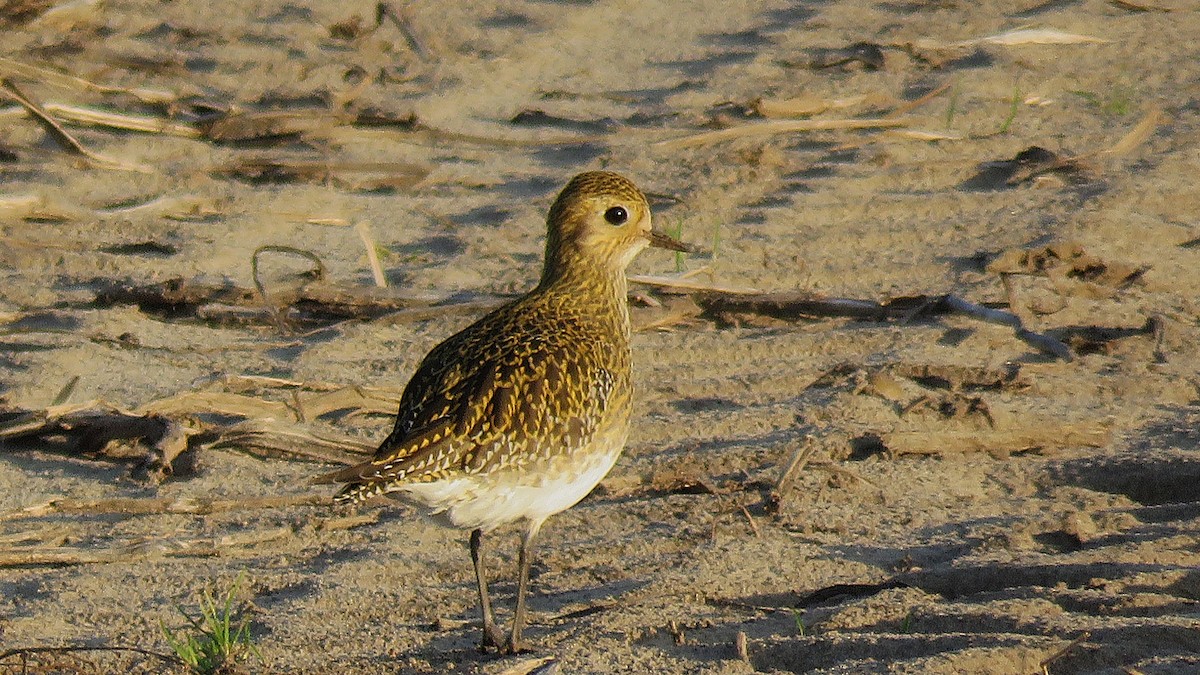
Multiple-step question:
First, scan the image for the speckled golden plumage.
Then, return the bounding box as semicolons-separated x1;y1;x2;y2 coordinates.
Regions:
314;171;687;654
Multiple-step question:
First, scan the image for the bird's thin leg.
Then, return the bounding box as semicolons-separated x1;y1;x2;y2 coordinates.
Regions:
470;528;504;650
504;521;542;654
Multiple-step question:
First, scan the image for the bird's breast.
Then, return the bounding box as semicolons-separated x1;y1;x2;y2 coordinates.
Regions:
400;426;628;531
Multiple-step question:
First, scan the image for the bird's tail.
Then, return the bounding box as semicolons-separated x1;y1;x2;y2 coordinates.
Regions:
310;463;387;505
331;481;389;505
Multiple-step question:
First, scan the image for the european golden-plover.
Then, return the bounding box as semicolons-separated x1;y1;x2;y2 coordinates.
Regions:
314;171;687;653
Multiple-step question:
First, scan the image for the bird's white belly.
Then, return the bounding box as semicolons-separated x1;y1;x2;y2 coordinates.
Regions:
397;444;623;532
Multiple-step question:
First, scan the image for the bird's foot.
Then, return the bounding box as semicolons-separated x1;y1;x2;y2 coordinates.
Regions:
500;636;529;656
478;624;506;653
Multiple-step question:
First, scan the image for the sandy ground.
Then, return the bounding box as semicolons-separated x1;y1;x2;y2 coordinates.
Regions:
2;0;1199;673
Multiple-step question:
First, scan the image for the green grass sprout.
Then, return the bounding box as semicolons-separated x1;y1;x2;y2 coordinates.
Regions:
998;85;1021;134
160;573;262;674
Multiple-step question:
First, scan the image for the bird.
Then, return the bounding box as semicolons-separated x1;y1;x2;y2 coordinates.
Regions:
313;171;688;654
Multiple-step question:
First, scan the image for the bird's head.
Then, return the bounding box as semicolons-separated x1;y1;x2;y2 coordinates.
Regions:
542;171;688;282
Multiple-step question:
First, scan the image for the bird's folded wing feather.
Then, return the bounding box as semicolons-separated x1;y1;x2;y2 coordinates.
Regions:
314;321;611;492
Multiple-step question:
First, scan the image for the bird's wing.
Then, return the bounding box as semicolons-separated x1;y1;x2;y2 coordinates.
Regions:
314;308;615;500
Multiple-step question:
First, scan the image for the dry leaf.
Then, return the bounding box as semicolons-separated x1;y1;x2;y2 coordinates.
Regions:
958;27;1110;47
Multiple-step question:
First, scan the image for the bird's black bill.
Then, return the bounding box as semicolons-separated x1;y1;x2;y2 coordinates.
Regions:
647;229;692;253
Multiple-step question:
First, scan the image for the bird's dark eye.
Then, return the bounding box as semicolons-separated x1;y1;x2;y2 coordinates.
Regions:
604;206;628;226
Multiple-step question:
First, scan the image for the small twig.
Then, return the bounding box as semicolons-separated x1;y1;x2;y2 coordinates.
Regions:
809;461;878;488
654;118;906;150
1;79;90;156
371;298;503;325
355;220;388;288
795;580;907;607
198;374;342;392
251;245;327;331
0;645;183;668
201;110;347;143
629;272;756;294
49;376;79;406
416;126;604;148
215;157;429;186
888;79;954;117
377;2;431;61
0;79;152;172
998;273;1025;322
685;286;1071;360
960;288;1021;330
1102;106;1163;159
41;102;201;138
1109;0;1169;11
89;273;448;329
290;389;308;423
706;597;792;613
542;600;617;626
634;296;700;333
0;56;178;104
139;391;293;420
697;292;897;322
774;437;816;497
879;128;963;143
1040;631;1091;674
0;401;197;481
96;194;220;219
208;419;376;465
495;655;557;675
3;495;325;521
929;27;1110;49
738;504;761;538
1148;314;1167;363
0;527;295;567
942;294;1072;360
881;423;1109;459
